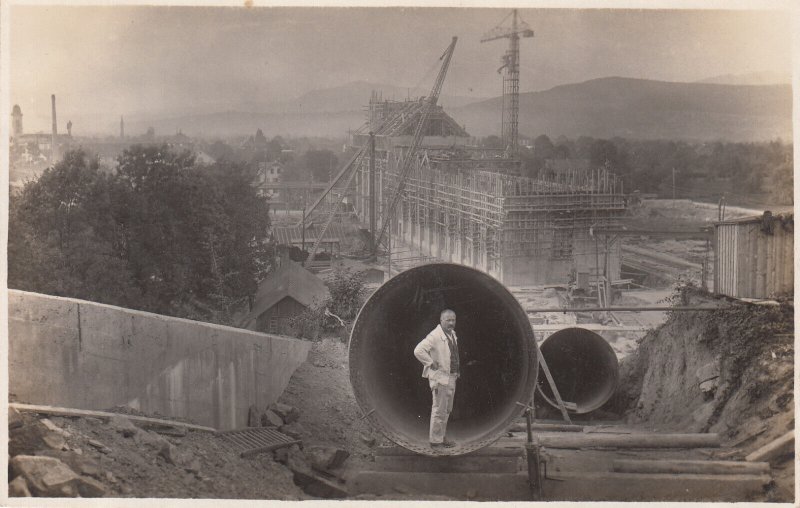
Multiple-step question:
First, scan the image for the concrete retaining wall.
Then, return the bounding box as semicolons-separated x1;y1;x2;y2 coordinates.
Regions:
8;290;310;430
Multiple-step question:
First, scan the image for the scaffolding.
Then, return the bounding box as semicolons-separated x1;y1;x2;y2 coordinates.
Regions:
350;97;626;285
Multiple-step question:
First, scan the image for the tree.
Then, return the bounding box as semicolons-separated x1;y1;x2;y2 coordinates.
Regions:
533;135;555;160
304;149;337;182
9;146;273;325
8;150;142;306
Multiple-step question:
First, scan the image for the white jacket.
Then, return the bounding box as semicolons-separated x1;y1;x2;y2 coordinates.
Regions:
414;324;459;388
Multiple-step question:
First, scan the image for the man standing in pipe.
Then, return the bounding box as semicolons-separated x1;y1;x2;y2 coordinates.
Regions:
414;309;460;448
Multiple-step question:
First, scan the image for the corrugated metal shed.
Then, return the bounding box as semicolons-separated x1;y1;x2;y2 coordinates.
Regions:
714;212;793;299
272;223;347;246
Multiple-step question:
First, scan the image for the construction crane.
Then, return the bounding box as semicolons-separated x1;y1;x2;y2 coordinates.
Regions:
301;37;458;264
372;36;458;254
481;9;534;155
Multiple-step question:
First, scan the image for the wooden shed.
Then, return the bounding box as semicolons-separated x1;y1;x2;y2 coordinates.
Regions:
713;212;793;299
239;260;329;335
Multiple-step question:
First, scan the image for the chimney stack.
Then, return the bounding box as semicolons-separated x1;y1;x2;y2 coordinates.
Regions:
51;94;58;162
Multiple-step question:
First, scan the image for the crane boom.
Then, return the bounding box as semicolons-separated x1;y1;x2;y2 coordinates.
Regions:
304;37;457;264
372;36;458;253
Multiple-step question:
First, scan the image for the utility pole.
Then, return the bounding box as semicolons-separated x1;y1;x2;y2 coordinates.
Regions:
672;167;676;208
369;132;377;259
301;207;306;267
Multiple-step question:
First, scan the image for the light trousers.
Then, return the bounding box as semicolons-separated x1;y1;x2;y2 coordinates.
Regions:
429;375;458;443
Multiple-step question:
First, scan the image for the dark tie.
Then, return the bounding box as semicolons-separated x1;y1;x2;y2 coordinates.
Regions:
446;332;460;375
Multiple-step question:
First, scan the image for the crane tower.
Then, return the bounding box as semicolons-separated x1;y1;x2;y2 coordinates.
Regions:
481;9;534;155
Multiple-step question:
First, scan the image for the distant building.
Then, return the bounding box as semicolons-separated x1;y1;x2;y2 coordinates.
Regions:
11;104;23;138
254;161;283;198
238;260;329;335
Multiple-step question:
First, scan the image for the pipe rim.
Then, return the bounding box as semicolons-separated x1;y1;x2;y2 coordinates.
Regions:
537;326;619;414
349;263;538;456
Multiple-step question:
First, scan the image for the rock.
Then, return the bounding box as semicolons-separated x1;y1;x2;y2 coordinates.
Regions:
360;434;377;447
41;418;71;436
105;471;118;484
159;443;178;464
109;416;138;438
280;422;305;440
87;439;111;454
273;447;290;464
10;455;80;497
271;403;301;424
120;484;133;495
249;404;263;427
34;449;103;479
184;458;202;473
285;444;311;473
159;442;198;470
8;475;32;497
9;421;63;457
42;432;68;450
134;429;170;449
306;446;350;471
75;475;106;497
262;409;284;427
290;468;348;498
9;407;24;430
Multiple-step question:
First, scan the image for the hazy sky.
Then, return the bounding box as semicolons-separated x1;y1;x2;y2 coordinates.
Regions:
10;5;794;133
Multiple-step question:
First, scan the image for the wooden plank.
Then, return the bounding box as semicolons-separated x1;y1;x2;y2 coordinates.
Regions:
537;348;573;424
374;445;524;457
534;432;720;449
543;471;770;502
509;422;583;433
373;455;521;473
612;459;770;475
10;402;216;433
349;471;530;501
240;440;300;458
746;431;794;463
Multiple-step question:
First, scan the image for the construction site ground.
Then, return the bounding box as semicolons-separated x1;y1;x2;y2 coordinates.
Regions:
9;199;793;502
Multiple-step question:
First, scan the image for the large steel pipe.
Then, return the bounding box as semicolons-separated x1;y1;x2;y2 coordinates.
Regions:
349;263;538;456
537;327;619;414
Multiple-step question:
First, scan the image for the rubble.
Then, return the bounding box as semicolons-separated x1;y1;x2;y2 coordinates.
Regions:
306;445;350;471
10;455;80;497
271;403;301;424
109;415;139;438
8;476;32;497
263;409;285;427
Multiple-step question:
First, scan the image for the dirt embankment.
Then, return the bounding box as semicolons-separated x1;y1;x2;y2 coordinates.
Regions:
613;287;794;501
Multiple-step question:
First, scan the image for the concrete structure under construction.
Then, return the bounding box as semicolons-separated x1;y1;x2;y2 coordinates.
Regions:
351;96;626;286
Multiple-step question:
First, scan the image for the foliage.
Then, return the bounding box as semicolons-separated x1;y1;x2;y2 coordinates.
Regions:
285;267;367;342
8;146;272;325
325;267;366;321
544;136;792;205
660;283;793;431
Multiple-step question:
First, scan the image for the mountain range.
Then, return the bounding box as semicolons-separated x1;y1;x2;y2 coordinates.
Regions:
126;76;792;142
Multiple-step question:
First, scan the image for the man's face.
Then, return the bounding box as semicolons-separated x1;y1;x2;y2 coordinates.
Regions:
440;312;456;333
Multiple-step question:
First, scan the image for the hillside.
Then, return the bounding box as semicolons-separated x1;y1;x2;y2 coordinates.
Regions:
128;77;791;141
452;77;792;142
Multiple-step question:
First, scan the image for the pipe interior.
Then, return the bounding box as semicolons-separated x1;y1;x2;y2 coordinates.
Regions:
349;264;536;452
537;327;619;413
